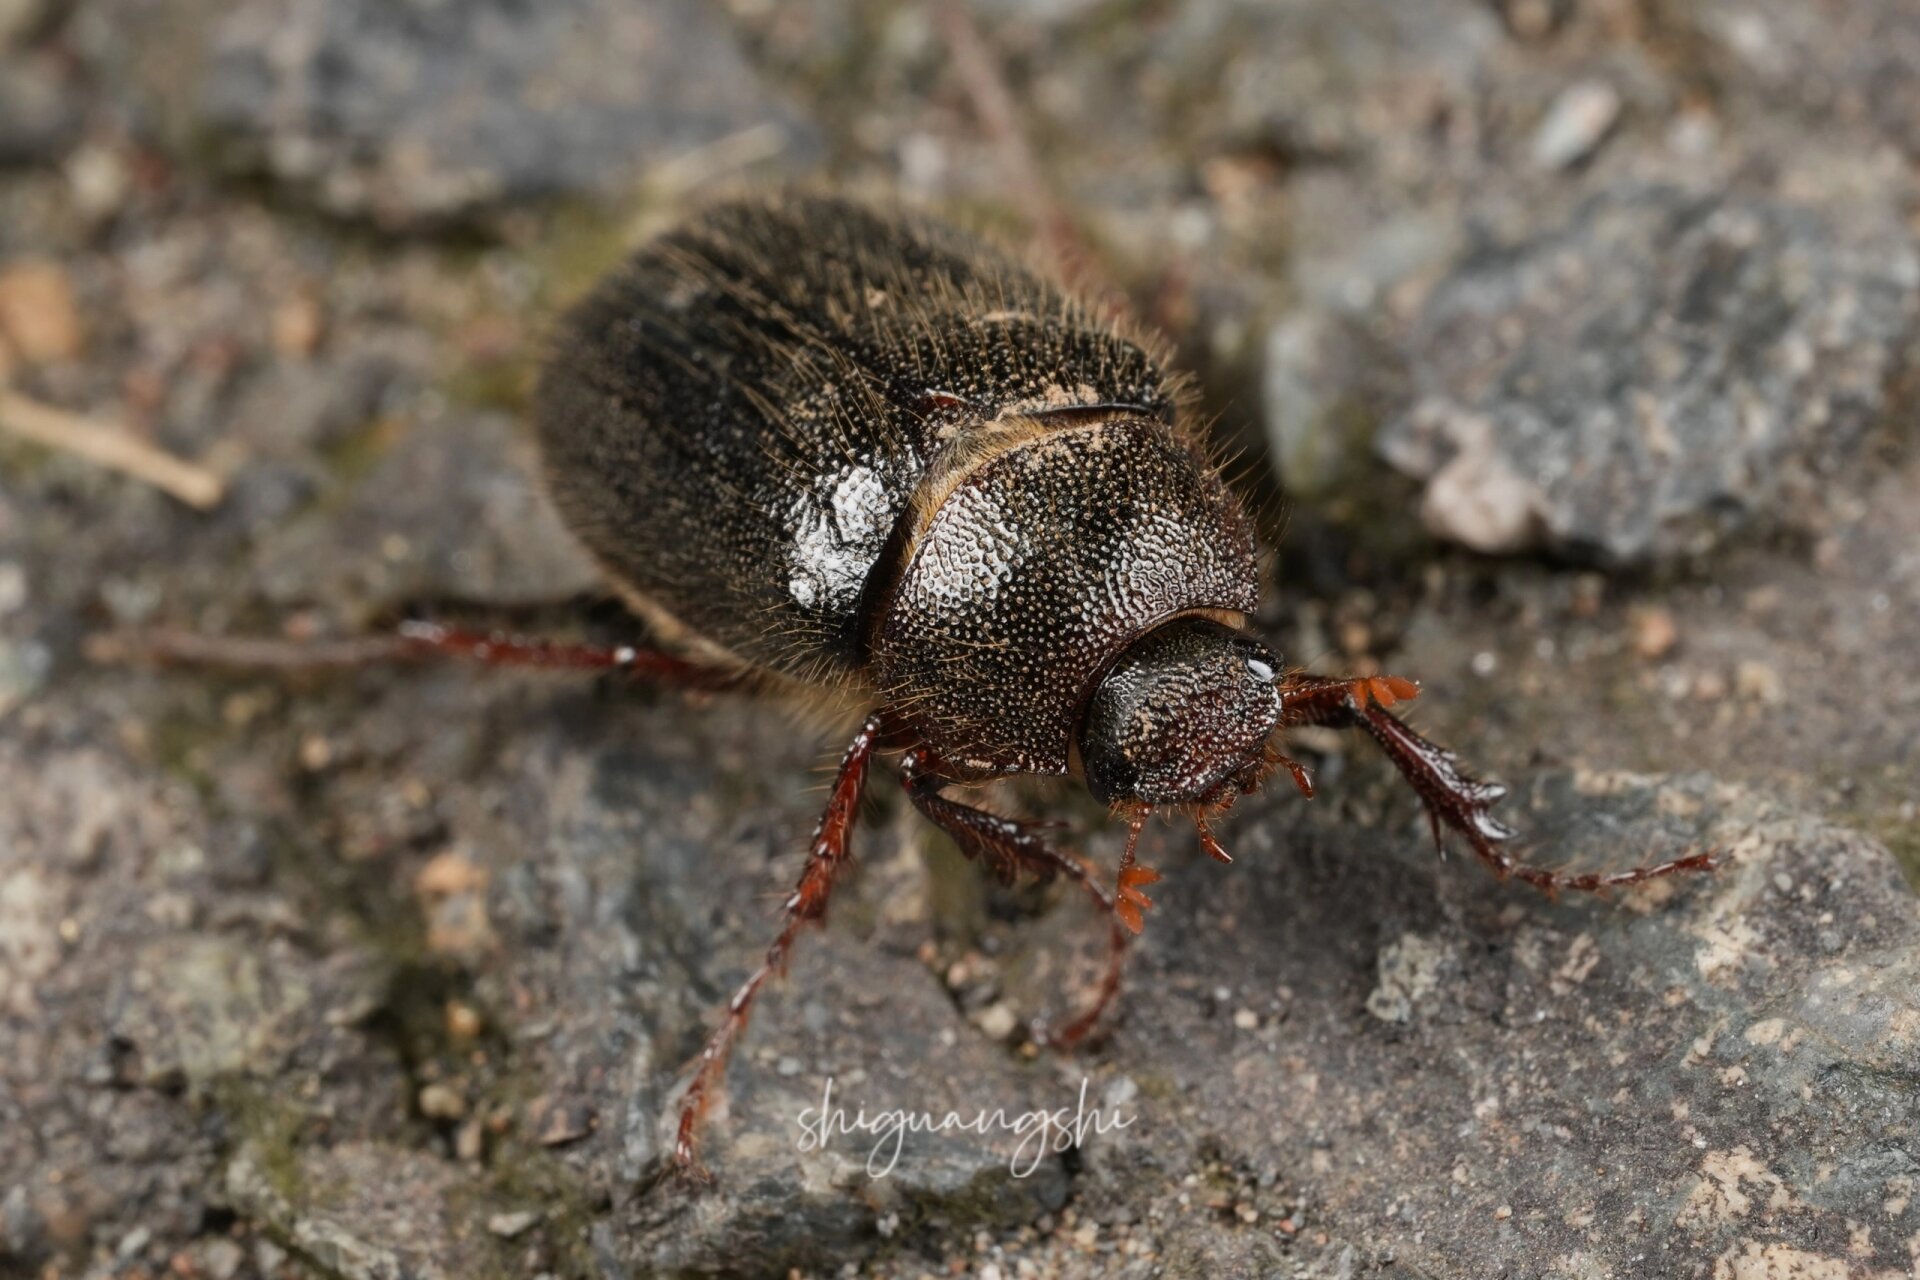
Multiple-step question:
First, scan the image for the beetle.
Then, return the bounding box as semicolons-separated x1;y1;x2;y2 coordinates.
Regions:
143;192;1715;1181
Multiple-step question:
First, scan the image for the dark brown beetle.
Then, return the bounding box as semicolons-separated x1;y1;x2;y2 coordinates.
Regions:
181;193;1716;1180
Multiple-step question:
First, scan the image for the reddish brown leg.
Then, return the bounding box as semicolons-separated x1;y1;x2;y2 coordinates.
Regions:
90;620;741;690
670;712;885;1182
1277;673;1717;893
900;751;1102;896
1047;811;1152;1049
900;752;1141;1048
396;622;740;689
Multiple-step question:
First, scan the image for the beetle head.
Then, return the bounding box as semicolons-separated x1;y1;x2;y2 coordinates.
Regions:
1077;616;1282;810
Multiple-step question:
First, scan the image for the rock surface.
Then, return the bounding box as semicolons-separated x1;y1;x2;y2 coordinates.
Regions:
1379;187;1920;562
80;0;820;228
251;411;601;619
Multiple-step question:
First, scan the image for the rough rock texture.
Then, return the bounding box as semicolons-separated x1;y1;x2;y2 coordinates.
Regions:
0;52;82;166
78;0;820;228
3;2;1919;1278
1378;186;1920;562
252;412;601;619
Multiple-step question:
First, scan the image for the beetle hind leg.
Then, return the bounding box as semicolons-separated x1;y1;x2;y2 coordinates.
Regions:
1277;672;1717;894
90;620;745;690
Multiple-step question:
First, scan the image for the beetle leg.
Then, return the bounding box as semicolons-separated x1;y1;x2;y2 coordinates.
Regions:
90;621;744;690
1045;811;1150;1048
1277;672;1718;894
899;752;1142;1049
901;751;1105;897
395;622;742;689
670;712;885;1182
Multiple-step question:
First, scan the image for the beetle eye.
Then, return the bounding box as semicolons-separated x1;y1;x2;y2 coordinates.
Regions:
1245;655;1275;683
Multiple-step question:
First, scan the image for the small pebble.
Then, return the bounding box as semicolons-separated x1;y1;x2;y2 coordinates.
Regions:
0;561;26;617
536;1099;593;1146
0;258;83;362
419;1082;468;1120
455;1118;485;1161
974;1002;1019;1041
1531;80;1622;170
273;295;325;357
415;850;487;897
116;1226;152;1259
1232;1008;1259;1031
0;0;51;44
487;1210;541;1238
201;1238;245;1280
1631;608;1679;659
1735;659;1784;705
445;999;483;1041
65;143;131;222
1496;0;1569;39
1494;1204;1514;1220
297;734;334;771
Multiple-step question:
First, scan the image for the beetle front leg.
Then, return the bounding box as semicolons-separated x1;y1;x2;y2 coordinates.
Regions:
900;752;1139;1048
670;712;886;1181
1277;672;1717;893
900;751;1106;895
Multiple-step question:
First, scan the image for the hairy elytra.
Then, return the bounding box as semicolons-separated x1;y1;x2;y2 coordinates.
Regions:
510;192;1713;1177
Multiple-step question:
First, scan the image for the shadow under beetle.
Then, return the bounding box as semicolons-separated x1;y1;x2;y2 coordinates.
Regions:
162;193;1721;1181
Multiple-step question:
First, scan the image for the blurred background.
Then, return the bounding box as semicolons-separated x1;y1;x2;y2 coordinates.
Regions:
2;2;1916;1278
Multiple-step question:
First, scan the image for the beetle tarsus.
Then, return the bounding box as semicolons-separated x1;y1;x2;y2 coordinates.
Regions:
669;712;886;1181
1278;671;1718;894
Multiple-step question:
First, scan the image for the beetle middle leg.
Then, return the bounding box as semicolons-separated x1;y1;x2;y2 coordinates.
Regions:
899;751;1139;1048
1277;672;1717;892
670;712;886;1181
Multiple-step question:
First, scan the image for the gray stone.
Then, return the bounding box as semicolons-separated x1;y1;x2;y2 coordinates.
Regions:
1261;309;1405;500
1528;79;1621;171
1379;185;1920;562
994;767;1920;1276
0;53;81;165
0;735;406;1271
0;0;49;47
7;0;1920;1273
1688;2;1920;167
167;0;820;227
252;412;601;618
106;935;318;1091
1167;0;1501;164
224;1144;495;1280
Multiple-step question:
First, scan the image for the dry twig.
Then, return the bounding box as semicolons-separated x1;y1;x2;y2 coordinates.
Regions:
0;387;225;510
